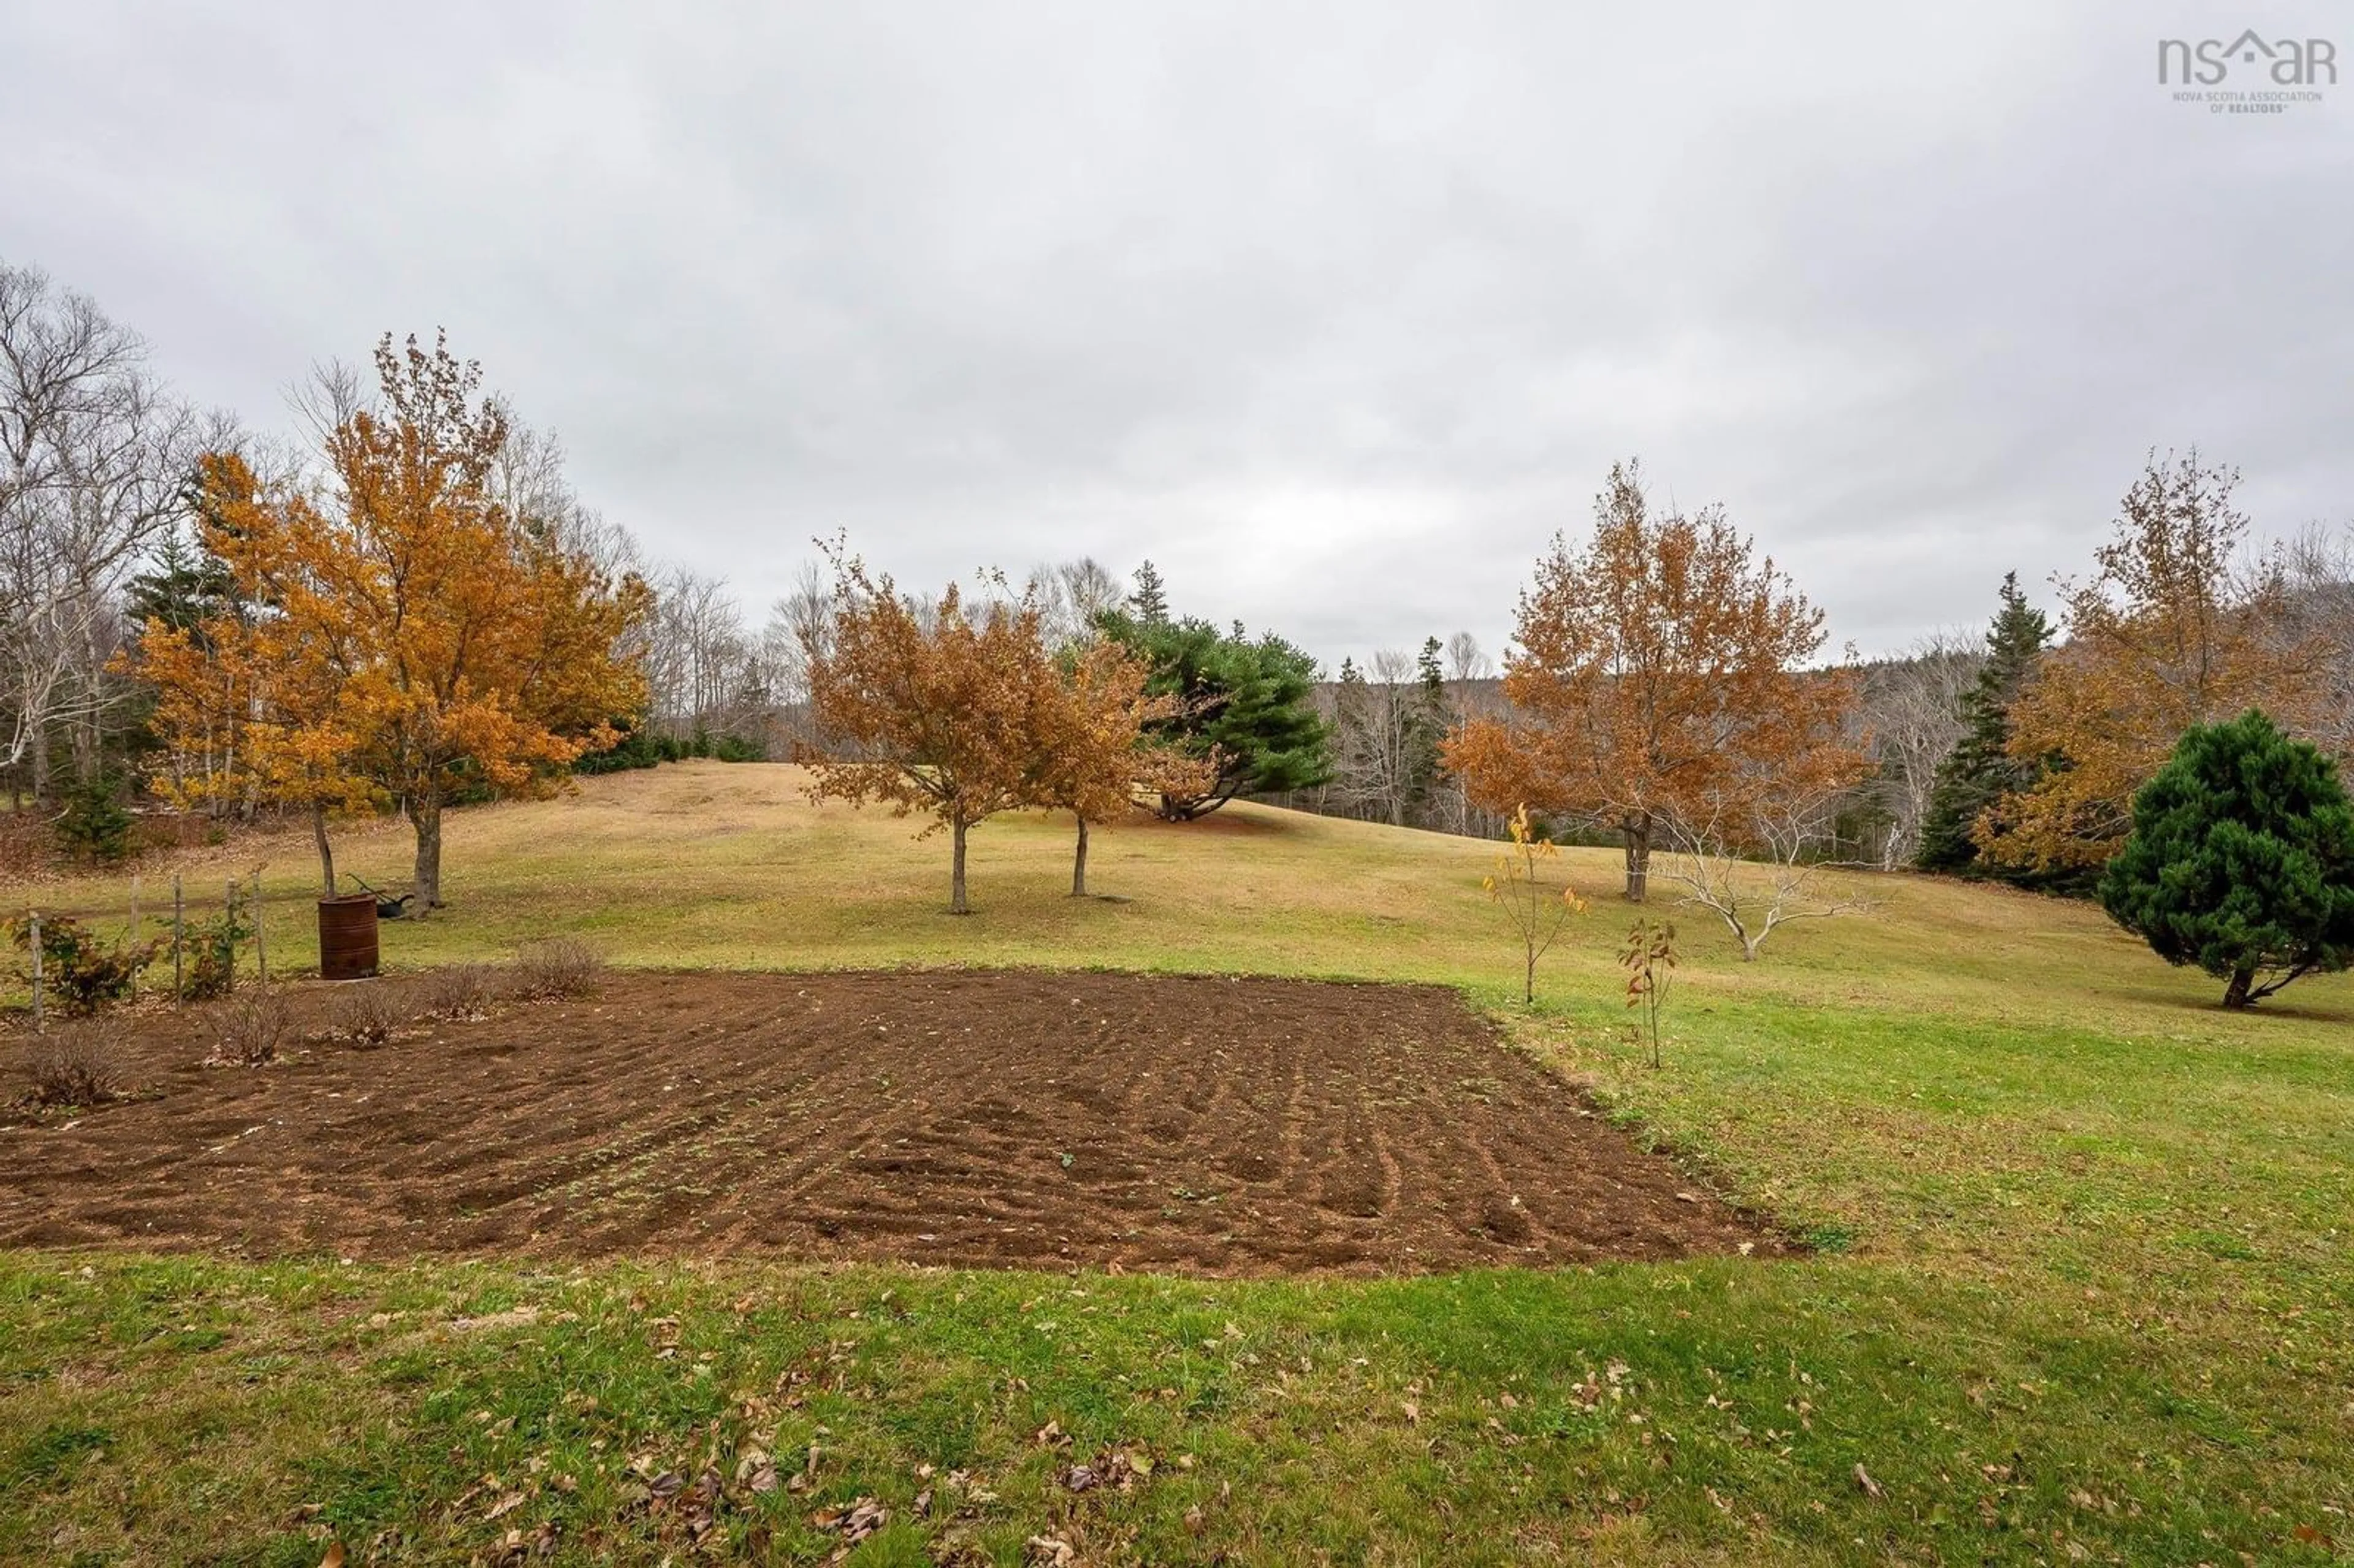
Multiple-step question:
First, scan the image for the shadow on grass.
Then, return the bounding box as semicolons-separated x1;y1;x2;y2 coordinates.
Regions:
2105;980;2354;1024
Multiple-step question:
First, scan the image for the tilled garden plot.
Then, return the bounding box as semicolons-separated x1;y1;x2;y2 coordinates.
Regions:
0;969;1789;1274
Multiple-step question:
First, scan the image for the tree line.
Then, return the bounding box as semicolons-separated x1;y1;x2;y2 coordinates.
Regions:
1916;451;2352;888
0;260;1350;913
7;257;2349;977
1440;450;2352;994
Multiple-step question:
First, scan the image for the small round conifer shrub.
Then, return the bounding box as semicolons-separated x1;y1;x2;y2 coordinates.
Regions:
2098;710;2354;1008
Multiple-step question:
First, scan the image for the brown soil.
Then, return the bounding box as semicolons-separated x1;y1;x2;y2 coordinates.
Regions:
0;970;1789;1275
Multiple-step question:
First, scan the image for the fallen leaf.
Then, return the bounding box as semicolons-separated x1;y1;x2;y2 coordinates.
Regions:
1026;1537;1076;1566
1854;1463;1883;1499
318;1546;346;1568
1401;1399;1420;1424
484;1491;527;1522
1184;1505;1205;1534
813;1498;886;1545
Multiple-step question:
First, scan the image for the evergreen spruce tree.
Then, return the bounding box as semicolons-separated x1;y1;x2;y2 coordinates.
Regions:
1917;573;2054;875
124;526;239;645
1127;560;1170;625
1332;656;1370;818
1406;636;1450;823
2099;710;2354;1007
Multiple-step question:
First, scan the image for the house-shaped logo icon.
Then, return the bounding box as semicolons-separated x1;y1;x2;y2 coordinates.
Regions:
2221;29;2276;64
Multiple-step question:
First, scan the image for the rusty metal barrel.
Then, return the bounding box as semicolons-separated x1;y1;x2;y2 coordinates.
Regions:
317;893;381;981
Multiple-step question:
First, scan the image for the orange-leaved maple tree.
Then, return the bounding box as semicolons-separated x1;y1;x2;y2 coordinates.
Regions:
1032;639;1215;897
1978;449;2322;873
801;554;1068;914
134;333;650;906
1444;459;1860;900
133;453;375;893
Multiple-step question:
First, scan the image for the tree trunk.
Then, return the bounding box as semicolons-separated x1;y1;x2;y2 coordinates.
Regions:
1623;810;1651;902
69;712;97;786
312;802;335;897
29;722;48;806
1070;816;1089;897
408;794;444;909
2223;965;2255;1008
950;815;970;915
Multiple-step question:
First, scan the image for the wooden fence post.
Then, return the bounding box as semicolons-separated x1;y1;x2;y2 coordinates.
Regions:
129;875;142;999
28;910;42;1033
172;873;185;1002
226;880;238;994
251;870;267;987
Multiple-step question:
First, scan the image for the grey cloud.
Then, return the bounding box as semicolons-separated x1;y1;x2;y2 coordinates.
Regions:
5;1;2347;667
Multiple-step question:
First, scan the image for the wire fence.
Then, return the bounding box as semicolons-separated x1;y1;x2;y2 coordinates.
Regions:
7;869;286;1025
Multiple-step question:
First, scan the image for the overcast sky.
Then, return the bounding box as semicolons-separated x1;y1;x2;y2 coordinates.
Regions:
6;3;2348;668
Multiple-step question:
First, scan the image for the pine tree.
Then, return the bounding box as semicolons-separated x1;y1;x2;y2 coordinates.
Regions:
2099;710;2354;1007
1096;610;1331;818
1916;573;2053;875
1127;560;1170;625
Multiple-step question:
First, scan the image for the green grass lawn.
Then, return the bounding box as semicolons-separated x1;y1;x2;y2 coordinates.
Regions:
4;761;2350;1564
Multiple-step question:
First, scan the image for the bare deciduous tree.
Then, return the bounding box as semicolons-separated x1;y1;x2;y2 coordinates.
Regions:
1341;648;1426;826
1;262;207;799
1444;630;1493;687
2279;522;2354;762
1857;631;1983;868
1032;557;1126;648
644;567;753;740
1658;783;1874;962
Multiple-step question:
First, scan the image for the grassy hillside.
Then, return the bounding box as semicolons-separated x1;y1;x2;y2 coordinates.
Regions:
3;762;2349;1564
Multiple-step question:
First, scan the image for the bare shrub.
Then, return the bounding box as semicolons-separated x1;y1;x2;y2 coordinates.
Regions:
418;963;508;1021
513;939;604;1000
333;980;416;1046
18;1025;123;1108
202;989;291;1067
